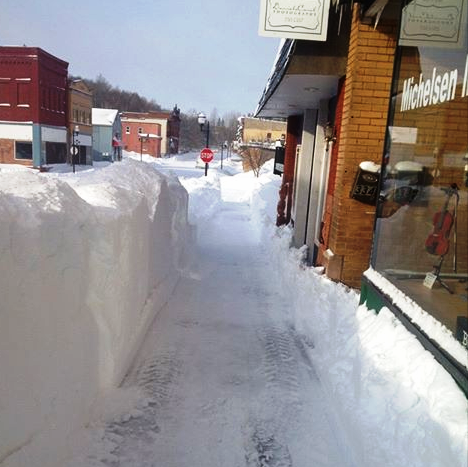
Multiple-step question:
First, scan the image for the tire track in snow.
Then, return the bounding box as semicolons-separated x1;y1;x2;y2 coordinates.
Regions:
260;326;301;401
245;322;351;467
244;325;301;467
131;353;181;403
247;427;293;467
99;352;182;467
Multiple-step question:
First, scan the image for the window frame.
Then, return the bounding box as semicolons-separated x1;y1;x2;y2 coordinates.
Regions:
14;141;33;160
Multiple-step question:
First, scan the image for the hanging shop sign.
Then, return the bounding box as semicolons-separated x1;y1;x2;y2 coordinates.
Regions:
258;0;331;41
399;0;467;48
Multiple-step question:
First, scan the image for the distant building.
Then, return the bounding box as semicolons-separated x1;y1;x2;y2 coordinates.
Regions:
92;108;121;161
235;116;287;172
68;79;93;165
121;106;181;157
0;46;68;167
167;105;181;155
120;111;162;158
236;116;286;148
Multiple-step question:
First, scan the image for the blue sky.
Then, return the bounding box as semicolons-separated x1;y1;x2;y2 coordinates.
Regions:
0;0;280;116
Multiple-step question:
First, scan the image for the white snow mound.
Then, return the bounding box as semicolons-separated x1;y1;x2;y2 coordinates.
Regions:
0;159;193;467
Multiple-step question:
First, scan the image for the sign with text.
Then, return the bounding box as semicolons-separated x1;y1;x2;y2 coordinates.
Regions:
200;147;214;163
258;0;330;41
399;0;467;48
350;168;380;205
399;54;468;113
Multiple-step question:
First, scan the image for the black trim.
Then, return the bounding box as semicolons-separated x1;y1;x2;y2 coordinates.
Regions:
255;39;295;116
362;275;468;397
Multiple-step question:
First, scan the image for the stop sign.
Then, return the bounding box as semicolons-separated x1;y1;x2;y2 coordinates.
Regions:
200;147;214;163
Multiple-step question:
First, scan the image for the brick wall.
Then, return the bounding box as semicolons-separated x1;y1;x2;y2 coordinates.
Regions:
0;139;27;165
318;77;346;257
121;121;162;157
321;4;398;287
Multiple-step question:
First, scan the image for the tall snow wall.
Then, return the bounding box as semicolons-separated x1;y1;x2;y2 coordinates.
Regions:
0;160;193;467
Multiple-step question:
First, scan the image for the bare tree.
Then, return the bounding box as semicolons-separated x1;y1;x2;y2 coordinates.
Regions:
238;145;274;177
179;110;242;151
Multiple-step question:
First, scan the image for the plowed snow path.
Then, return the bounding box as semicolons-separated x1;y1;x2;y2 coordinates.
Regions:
99;174;353;467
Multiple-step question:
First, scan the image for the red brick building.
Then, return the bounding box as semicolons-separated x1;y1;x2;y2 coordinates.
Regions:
121;112;162;158
121;106;181;158
0;46;68;167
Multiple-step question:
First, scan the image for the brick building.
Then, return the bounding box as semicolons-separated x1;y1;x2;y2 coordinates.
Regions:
257;0;467;392
121;106;181;158
236;116;286;146
0;46;68;167
121;111;162;158
235;116;287;173
68;79;93;165
257;3;392;287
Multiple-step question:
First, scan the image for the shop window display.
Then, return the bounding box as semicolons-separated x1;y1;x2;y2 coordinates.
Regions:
372;35;468;348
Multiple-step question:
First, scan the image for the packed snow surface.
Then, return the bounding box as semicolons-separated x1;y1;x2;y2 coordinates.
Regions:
1;152;466;467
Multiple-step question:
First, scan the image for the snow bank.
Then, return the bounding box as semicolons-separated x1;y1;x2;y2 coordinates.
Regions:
275;240;466;466
0;159;193;467
248;172;468;467
178;170;223;227
249;160;282;236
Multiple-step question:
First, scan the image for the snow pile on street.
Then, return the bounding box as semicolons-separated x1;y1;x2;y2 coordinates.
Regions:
178;170;223;227
247;173;467;466
0;159;193;467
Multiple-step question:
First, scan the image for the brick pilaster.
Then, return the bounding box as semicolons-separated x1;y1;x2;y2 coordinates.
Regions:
325;4;398;287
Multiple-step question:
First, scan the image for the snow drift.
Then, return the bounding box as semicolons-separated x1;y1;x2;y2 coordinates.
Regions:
0;159;193;467
247;165;467;467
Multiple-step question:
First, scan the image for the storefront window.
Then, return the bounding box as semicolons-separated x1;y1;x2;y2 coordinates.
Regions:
372;14;467;349
15;141;32;160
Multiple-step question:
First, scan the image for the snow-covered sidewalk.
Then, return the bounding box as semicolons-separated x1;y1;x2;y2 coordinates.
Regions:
2;153;466;467
67;164;353;466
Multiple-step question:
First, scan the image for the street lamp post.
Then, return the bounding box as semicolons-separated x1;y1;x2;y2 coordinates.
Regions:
139;133;149;162
140;135;143;161
72;125;80;173
198;112;210;176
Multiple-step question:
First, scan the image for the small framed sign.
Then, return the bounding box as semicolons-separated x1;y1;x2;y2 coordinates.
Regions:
258;0;331;41
423;272;437;289
350;168;380;205
399;0;467;48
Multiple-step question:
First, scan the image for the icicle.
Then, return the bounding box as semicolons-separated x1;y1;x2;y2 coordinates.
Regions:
338;3;344;35
374;7;384;29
